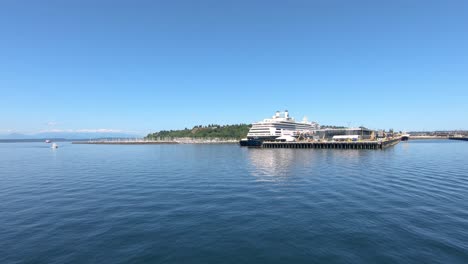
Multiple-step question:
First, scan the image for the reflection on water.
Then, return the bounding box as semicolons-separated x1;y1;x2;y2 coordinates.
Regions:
247;148;375;181
401;140;411;152
247;148;298;180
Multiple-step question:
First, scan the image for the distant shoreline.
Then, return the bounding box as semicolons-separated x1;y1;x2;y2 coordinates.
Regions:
0;136;456;144
409;136;449;140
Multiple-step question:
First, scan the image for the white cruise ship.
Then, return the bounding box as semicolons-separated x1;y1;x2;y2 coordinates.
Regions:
241;110;319;145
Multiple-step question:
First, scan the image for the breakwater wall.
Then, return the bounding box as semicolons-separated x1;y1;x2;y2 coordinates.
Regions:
173;138;238;144
72;138;239;145
261;138;400;150
448;137;468;141
72;140;178;145
410;136;448;140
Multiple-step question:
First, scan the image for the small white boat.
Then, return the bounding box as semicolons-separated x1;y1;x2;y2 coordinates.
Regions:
51;143;58;149
45;140;51;143
401;133;410;141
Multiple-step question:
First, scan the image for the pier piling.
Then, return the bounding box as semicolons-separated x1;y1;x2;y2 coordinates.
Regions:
260;138;400;150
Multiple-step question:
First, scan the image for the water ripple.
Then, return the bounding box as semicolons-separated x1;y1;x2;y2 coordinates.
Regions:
1;141;468;263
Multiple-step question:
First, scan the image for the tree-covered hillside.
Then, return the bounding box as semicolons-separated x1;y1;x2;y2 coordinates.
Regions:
145;124;251;140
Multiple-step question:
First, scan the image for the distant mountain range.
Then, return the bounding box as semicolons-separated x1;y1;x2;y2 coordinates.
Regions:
0;131;142;140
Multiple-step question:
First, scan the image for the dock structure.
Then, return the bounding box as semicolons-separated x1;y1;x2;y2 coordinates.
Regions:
260;138;400;150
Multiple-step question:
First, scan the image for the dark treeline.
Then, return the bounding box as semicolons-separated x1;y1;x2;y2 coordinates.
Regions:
145;124;252;140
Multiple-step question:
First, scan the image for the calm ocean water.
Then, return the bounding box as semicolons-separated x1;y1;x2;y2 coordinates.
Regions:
1;140;467;263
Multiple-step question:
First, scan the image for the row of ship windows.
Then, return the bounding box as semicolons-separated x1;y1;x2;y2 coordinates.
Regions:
255;122;299;125
250;126;297;130
252;124;315;127
248;133;281;135
251;124;296;127
250;128;313;131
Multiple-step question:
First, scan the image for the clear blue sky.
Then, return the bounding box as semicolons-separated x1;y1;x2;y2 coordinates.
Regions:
1;0;467;135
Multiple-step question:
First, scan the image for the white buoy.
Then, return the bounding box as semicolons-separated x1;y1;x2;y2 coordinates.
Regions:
51;143;58;149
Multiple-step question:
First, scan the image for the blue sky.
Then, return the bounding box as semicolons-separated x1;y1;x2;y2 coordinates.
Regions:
1;0;467;135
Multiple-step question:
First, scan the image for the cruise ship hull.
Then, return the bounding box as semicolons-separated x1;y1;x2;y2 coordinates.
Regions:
239;139;263;147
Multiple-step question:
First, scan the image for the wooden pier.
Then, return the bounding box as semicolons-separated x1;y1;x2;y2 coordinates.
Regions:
260;138;400;150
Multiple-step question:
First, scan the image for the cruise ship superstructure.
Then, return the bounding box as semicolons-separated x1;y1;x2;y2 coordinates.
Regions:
242;110;319;145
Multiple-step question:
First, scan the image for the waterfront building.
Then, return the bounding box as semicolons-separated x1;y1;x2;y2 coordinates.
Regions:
309;128;375;141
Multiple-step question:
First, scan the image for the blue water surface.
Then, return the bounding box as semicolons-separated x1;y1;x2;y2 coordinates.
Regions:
1;140;467;263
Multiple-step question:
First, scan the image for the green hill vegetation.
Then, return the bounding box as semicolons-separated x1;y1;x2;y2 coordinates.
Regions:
145;124;252;140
